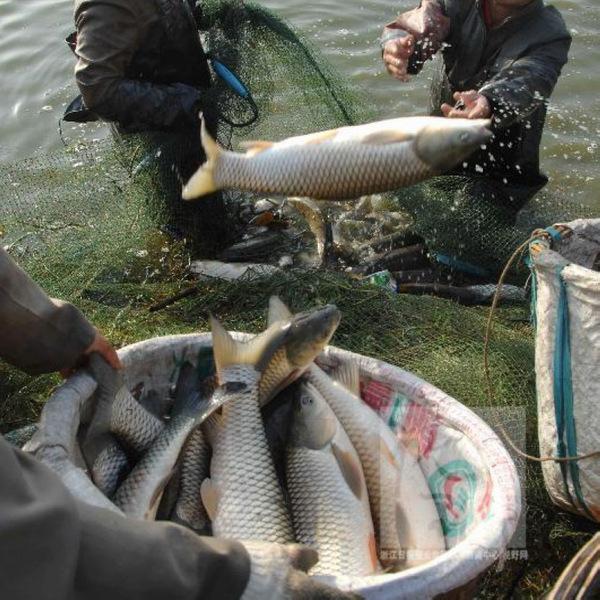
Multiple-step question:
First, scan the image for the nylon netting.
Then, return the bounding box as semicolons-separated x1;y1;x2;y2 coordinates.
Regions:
0;1;596;595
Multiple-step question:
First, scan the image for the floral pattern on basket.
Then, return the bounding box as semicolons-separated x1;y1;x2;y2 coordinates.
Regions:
360;376;492;543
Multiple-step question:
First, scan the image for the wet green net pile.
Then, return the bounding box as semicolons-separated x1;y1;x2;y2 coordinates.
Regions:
0;0;596;596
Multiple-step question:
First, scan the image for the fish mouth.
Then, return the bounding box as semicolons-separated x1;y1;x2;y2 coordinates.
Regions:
472;123;493;146
286;304;341;365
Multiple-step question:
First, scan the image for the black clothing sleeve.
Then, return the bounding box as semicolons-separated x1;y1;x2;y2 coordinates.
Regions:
478;37;572;128
74;0;203;132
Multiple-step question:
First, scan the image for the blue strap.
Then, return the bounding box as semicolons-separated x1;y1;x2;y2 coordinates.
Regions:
545;226;563;242
553;269;593;518
434;253;490;278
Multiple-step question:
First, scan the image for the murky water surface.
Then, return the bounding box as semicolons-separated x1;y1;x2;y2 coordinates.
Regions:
0;0;598;209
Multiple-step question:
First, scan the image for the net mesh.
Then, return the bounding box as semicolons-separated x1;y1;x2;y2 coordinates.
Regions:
0;0;596;595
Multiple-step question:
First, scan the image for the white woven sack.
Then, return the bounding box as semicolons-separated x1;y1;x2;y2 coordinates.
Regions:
531;219;600;521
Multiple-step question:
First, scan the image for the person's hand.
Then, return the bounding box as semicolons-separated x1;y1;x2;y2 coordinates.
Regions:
441;90;492;119
60;329;122;378
240;540;361;599
382;35;414;82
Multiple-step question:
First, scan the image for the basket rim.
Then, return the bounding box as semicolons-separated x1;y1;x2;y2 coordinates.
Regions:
117;333;522;598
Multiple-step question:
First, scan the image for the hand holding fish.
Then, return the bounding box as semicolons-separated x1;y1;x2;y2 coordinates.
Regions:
382;35;414;82
441;90;492;120
241;540;360;599
60;329;122;378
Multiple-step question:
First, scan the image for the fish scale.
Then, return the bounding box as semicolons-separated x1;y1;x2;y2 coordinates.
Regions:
204;367;294;544
305;364;406;566
111;387;165;455
215;142;429;200
171;427;211;532
288;450;374;576
113;400;202;519
92;439;130;497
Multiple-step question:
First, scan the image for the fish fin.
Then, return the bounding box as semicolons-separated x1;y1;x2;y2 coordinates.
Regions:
239;140;275;157
379;435;400;469
182;117;221;200
200;477;219;521
331;361;361;397
210;314;289;378
369;533;381;572
332;442;365;501
302;128;340;144
267;296;293;327
362;130;413;145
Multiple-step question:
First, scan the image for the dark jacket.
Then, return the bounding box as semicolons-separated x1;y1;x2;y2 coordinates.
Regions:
72;0;212;132
398;0;571;201
0;246;250;599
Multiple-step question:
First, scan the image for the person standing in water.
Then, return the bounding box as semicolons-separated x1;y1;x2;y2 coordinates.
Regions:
381;0;571;216
65;0;228;255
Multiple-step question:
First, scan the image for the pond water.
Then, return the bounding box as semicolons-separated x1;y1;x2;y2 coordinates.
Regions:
0;0;598;210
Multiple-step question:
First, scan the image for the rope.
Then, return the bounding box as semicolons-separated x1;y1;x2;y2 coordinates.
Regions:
483;228;600;464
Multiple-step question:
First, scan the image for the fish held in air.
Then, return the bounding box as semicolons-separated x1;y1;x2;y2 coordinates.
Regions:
287;381;379;577
182;116;491;201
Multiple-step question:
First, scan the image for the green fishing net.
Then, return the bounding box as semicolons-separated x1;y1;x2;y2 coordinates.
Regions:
0;1;596;595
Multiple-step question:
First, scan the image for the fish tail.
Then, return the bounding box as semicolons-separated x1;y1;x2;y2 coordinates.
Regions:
267;296;293;327
182;117;221;200
210;314;285;378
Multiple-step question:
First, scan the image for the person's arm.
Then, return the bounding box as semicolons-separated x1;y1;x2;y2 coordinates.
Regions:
0;248;105;375
478;36;572;128
381;0;451;81
74;0;203;132
0;438;251;600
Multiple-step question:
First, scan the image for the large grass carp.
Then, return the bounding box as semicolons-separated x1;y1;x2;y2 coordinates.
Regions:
171;377;216;534
182;116;491;201
268;297;445;568
113;382;207;519
201;305;340;543
287;381;379;576
110;386;165;455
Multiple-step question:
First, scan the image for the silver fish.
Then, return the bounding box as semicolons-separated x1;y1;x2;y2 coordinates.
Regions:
92;439;131;498
113;387;205;520
171;377;216;533
81;354;121;470
182;116;491;201
269;297;445;569
201;318;295;543
287;382;379;577
110;386;165;455
112;364;218;520
23;371;123;514
201;305;340;543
